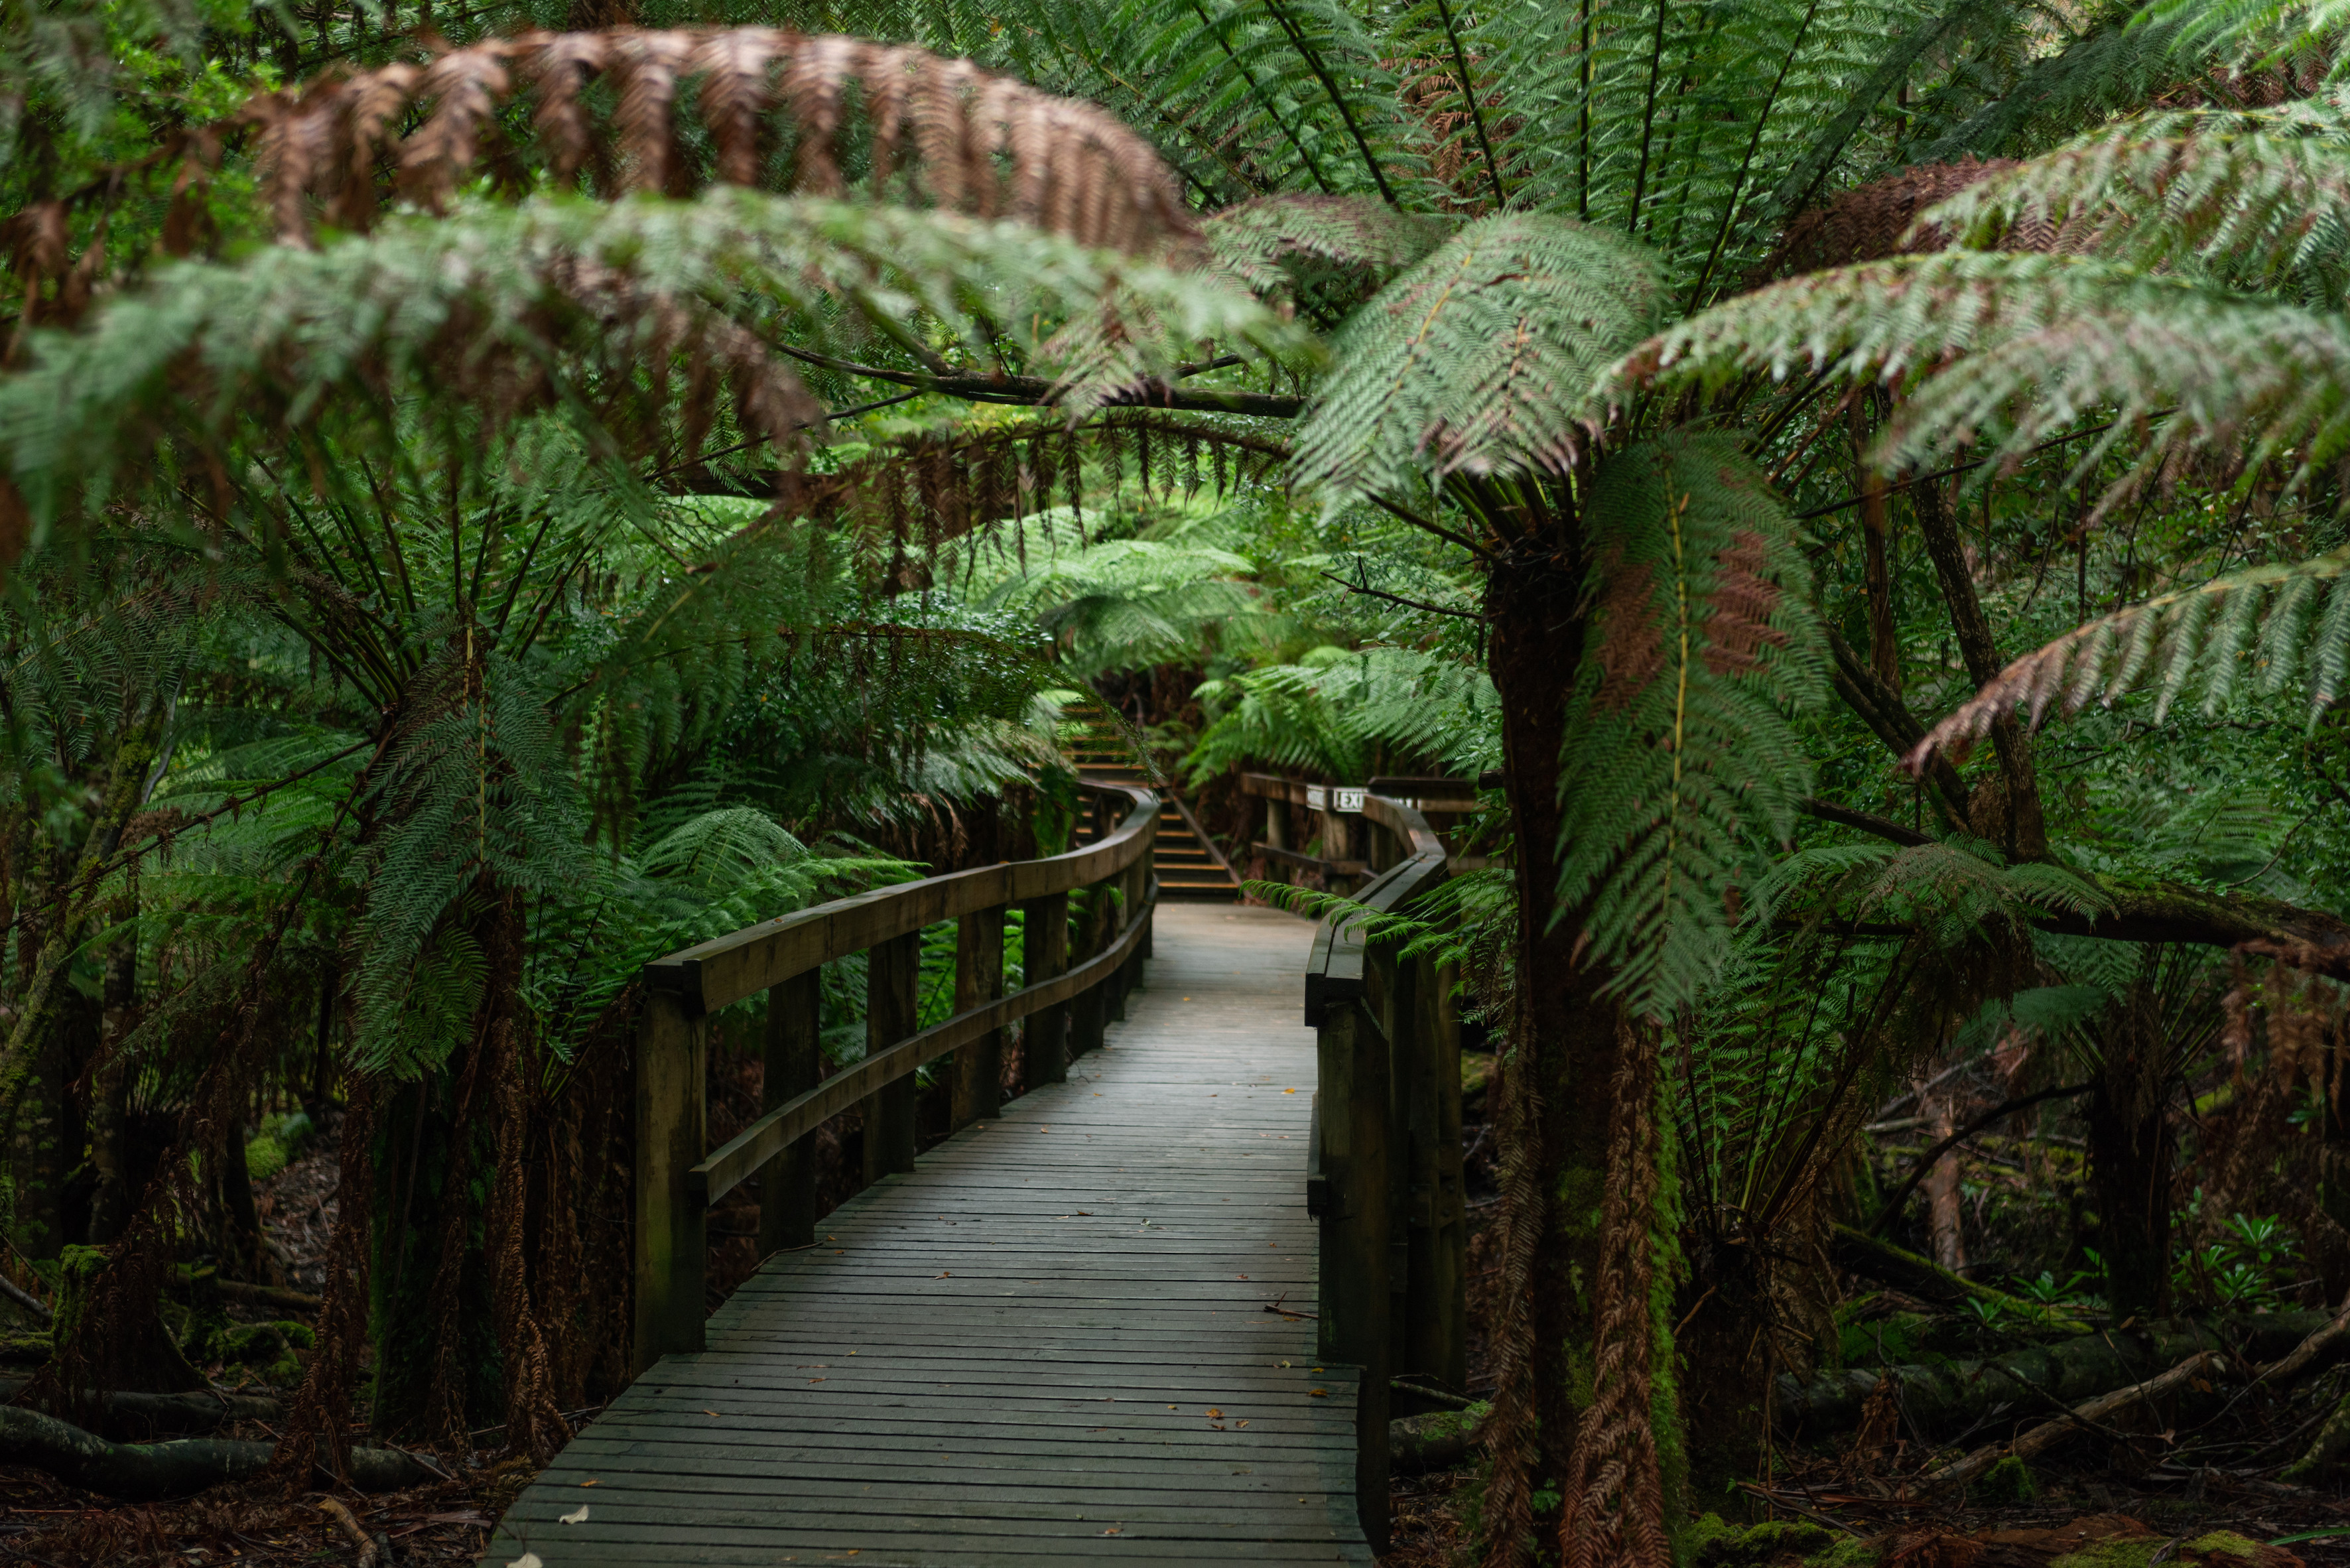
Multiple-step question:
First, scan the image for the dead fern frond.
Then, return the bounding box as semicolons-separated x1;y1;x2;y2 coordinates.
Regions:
241;30;1197;255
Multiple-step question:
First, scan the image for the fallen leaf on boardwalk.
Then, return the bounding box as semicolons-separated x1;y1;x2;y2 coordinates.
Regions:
704;1409;720;1417
935;1272;950;1279
1210;1421;1226;1430
1206;1409;1222;1419
1238;1274;1248;1280
559;1505;590;1526
580;1480;599;1488
1237;1420;1249;1428
1309;1388;1329;1397
1102;1528;1122;1535
1284;1087;1296;1093
810;1377;827;1382
507;1555;543;1568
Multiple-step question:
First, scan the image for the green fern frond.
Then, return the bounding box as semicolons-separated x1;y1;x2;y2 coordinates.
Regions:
1552;432;1824;1022
1922;98;2350;291
1203;194;1451;308
0;191;1305;541
1291;213;1668;503
1634;249;2350;511
1912;542;2350;765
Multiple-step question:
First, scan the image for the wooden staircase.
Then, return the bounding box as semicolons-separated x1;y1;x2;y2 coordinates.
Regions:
1067;739;1241;903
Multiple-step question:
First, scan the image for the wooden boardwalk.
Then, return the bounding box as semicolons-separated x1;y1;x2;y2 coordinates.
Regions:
488;903;1370;1566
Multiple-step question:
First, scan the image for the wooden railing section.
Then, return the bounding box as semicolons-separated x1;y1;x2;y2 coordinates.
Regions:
631;781;1159;1373
1303;789;1467;1550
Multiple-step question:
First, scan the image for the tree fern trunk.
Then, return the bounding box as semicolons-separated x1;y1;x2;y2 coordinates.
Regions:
1480;552;1669;1556
2087;1027;2173;1323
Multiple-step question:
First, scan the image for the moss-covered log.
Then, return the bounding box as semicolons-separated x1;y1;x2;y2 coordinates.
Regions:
1778;1311;2331;1441
0;1404;435;1499
1391;1402;1489;1473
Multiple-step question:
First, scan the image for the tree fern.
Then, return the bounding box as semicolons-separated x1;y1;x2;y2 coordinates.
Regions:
1291;214;1669;502
1552;433;1825;1022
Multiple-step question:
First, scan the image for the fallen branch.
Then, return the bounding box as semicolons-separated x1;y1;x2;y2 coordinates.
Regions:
0;1382;282;1436
0;1404;435;1499
1923;1348;2222;1489
0;1275;51;1323
319;1497;379;1568
1829;1224;2087;1333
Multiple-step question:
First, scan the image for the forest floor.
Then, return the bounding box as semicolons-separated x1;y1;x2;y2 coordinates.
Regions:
1376;1054;2350;1568
0;1134;548;1567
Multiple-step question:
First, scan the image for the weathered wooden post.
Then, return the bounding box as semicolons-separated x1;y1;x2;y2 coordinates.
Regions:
633;986;708;1374
1068;885;1110;1056
757;970;821;1255
864;931;919;1180
1317;990;1391;1552
1021;891;1069;1085
1423;956;1467;1392
952;907;1005;1128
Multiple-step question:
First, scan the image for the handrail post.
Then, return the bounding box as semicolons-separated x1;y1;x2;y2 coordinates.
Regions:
758;970;821;1255
1021;891;1070;1086
1317;992;1390;1551
952;907;1006;1128
1068;884;1110;1056
633;986;708;1374
864;931;919;1181
1426;956;1467;1392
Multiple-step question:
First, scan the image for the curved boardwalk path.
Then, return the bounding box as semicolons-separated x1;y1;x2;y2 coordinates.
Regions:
488;903;1370;1566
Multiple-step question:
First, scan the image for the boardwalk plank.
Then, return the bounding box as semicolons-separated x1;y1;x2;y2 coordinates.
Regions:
484;905;1368;1567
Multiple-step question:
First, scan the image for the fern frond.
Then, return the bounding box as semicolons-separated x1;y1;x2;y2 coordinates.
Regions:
236;29;1198;254
1553;433;1824;1023
1203;194;1450;302
1633;249;2350;511
0;190;1302;538
1291;214;1667;503
1919;98;2350;291
1912;543;2350;766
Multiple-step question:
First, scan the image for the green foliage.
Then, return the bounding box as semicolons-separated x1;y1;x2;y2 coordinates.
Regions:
1553;435;1824;1021
1292;214;1667;503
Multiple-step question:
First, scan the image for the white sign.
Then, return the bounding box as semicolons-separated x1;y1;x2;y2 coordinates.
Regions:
1334;787;1366;814
1304;785;1327;811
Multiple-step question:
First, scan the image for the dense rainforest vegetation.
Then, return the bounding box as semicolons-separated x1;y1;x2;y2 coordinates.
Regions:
13;0;2350;1561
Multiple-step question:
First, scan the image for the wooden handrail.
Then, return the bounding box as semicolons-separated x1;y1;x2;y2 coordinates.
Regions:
1300;788;1464;1551
649;783;1160;1013
632;781;1158;1374
690;907;1152;1203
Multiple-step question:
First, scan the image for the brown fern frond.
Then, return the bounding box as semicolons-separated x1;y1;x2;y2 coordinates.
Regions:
1766;159;2036;278
610;31;696;195
401;47;515;212
1703;531;1787;677
336;63;424;229
523;34;610;188
254;91;338;245
229;30;1199;253
1557;1021;1670;1568
693;30;783;187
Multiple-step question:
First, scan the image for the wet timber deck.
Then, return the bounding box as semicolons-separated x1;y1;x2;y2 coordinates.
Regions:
485;902;1369;1567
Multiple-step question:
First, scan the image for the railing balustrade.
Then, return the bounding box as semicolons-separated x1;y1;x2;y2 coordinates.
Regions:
630;781;1158;1373
1303;789;1468;1552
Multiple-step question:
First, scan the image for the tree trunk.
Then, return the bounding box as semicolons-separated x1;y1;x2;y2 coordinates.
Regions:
1922;1088;1967;1274
1480;547;1657;1549
2087;1029;2173;1322
1912;481;2047;860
